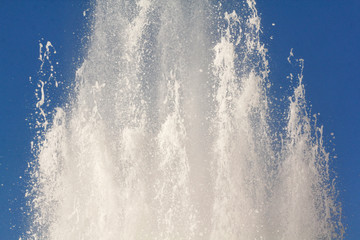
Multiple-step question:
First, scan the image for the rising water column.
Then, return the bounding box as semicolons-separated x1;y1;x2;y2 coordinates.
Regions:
27;0;343;239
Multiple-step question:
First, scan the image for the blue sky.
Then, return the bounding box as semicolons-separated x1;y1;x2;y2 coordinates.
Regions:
0;0;359;239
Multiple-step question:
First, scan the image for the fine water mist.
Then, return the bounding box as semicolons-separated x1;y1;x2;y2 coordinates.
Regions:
26;0;343;239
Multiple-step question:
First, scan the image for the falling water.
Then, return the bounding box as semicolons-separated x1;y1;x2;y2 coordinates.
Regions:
26;0;343;239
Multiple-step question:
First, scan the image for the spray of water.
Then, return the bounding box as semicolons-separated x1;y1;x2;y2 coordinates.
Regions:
26;0;343;239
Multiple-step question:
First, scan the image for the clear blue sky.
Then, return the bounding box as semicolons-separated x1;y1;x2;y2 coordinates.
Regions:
0;0;359;239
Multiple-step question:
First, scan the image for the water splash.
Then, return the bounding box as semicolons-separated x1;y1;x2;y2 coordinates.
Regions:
26;0;343;239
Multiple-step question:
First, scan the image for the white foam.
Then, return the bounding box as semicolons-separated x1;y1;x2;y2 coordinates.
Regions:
26;1;343;239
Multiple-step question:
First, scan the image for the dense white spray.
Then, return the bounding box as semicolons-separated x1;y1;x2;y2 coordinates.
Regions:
26;0;343;239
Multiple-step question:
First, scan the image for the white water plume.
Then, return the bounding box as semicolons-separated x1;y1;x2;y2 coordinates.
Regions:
26;0;343;239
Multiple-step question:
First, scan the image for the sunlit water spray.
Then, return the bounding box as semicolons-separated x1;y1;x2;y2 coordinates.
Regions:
26;0;343;239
